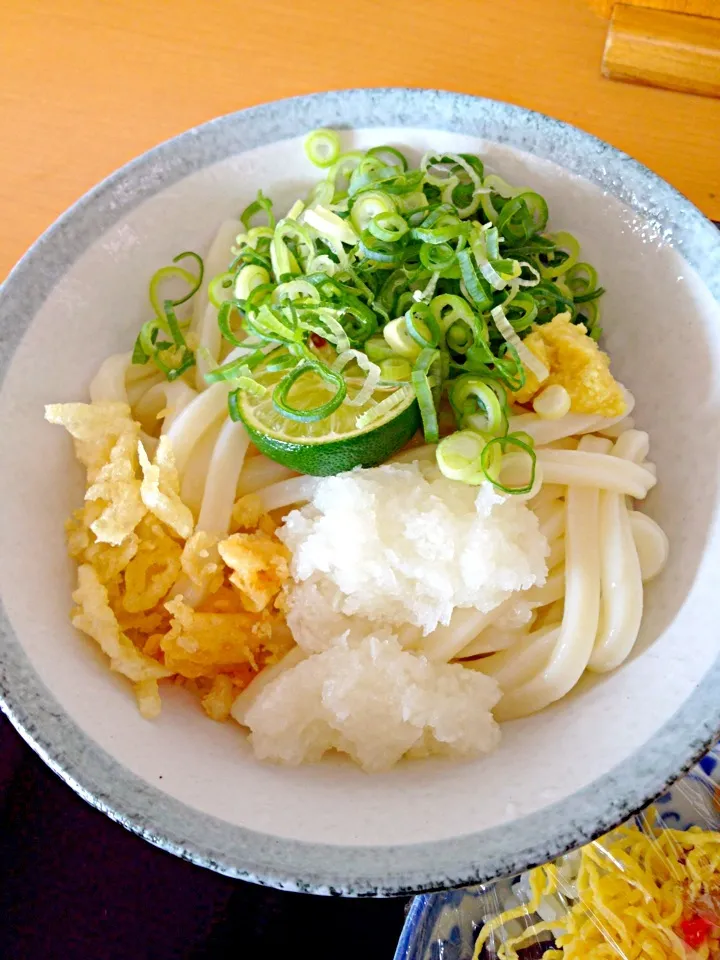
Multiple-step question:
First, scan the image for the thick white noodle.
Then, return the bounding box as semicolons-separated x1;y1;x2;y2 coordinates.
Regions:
419;602;516;662
163;381;232;476
539;501;566;542
421;569;563;663
508;389;635;446
89;352;130;403
588;430;646;673
466;625;561;691
596;417;635;440
457;622;532;657
196;419;250;535
452;617;531;659
90;352;158;452
456;571;565;659
231;647;307;726
236;456;297;498
524;569;565;608
173;419;251;608
126;372;165;408
495;435;605;720
630;511;669;582
533;495;564;527
253;476;320;512
529;483;565;513
536;449;656;498
133;380;198;433
126;360;163;384
179;419;223;516
546;536;566;570
191;219;242;332
612;429;649;464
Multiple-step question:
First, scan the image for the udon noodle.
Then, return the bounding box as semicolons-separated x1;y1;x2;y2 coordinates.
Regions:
45;135;670;769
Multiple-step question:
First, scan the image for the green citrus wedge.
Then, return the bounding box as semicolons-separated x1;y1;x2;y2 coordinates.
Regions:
238;363;420;476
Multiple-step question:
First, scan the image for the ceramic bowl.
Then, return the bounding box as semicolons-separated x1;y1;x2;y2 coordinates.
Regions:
1;89;720;896
394;745;720;959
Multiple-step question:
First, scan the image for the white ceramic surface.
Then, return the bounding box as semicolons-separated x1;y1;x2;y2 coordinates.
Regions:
1;90;720;895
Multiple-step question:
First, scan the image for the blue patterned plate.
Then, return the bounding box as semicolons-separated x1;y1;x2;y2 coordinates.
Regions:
395;745;720;959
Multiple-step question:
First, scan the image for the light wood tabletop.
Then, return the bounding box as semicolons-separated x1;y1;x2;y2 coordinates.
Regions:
2;0;720;277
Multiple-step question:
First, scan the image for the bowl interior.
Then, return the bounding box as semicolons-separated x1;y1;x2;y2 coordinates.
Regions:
2;116;720;892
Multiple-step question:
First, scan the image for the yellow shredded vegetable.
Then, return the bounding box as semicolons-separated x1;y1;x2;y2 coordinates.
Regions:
473;820;720;960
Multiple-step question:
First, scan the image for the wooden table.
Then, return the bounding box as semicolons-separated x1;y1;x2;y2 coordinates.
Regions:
2;0;720;278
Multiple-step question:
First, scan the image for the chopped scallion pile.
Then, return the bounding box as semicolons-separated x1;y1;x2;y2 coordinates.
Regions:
131;131;606;492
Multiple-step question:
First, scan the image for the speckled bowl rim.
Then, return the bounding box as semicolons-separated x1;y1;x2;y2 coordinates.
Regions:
1;88;720;897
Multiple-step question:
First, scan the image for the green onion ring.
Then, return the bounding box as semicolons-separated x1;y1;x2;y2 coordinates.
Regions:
481;434;537;495
272;361;347;423
305;129;342;168
411;348;441;442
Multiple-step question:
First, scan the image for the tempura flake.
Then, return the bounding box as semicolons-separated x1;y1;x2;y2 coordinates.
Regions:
46;403;292;721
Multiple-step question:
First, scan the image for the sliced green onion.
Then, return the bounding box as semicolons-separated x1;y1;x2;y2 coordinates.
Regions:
138;319;161;358
436;429;487;483
217;300;248;348
449;376;508;436
240;191;275;231
349;190;398;234
205;354;258;384
303;205;358;247
492;344;526;392
411;348;441;442
305;129;341;169
405;303;441;349
358;233;400;263
208;271;235;309
457;249;492;309
481;434;537;495
152;341;196;382
332;349;381;407
367;212;408;243
299;306;350;355
364;335;397;363
539;231;580;280
355;383;414;430
272;361;347;423
383;317;422;361
491;304;549;384
235;264;271;301
366;145;408;170
379;357;412;382
325;151;365;195
273;279;321;303
162;301;186;347
420;242;455;271
564;261;599;297
131;334;149;365
503;291;538;333
148;251;204;318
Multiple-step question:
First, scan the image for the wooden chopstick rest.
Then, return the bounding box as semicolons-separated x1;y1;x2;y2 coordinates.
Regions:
602;2;720;98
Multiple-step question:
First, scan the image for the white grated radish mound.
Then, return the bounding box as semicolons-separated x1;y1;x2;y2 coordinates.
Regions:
278;462;548;636
242;632;501;772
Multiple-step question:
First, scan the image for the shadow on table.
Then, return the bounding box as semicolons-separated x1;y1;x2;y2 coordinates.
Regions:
0;713;408;960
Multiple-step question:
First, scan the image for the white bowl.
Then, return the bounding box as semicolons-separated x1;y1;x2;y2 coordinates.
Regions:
1;89;720;896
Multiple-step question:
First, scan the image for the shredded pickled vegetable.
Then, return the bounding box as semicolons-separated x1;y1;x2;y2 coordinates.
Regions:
473;817;720;960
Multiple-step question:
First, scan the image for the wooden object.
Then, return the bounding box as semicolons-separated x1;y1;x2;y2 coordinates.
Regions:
2;0;720;279
588;0;720;18
603;4;720;98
